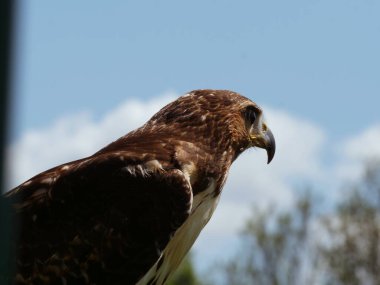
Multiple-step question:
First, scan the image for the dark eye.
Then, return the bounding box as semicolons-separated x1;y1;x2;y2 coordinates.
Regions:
245;107;257;124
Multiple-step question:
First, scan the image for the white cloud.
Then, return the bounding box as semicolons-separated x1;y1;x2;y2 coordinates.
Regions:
6;91;380;273
343;125;380;159
334;125;380;183
6;92;176;188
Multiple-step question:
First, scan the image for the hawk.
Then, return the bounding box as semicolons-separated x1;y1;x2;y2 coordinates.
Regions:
4;89;275;285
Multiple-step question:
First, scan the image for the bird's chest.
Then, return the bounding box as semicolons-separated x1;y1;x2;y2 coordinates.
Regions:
137;179;219;285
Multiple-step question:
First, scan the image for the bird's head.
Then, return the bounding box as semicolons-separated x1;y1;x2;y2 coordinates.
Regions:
243;104;276;164
147;89;276;164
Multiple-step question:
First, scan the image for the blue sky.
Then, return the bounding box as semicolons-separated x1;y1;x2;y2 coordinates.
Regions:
11;0;380;140
8;0;380;276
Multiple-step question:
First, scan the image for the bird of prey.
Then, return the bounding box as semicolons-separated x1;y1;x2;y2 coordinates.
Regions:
4;89;275;285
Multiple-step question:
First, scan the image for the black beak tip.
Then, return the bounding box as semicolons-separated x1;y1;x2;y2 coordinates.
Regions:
266;129;276;164
267;148;275;164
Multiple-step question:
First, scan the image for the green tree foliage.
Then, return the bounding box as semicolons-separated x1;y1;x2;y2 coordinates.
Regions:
167;254;202;285
215;193;315;285
320;161;380;285
211;160;380;285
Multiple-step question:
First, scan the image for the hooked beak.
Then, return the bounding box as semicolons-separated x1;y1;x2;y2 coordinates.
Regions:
264;128;276;164
250;126;276;164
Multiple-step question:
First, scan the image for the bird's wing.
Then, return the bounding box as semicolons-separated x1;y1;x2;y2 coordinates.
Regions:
5;151;192;285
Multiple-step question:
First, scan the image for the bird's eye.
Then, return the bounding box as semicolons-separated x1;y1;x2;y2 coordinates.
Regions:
245;107;257;125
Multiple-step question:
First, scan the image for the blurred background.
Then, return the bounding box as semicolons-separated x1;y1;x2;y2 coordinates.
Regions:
5;1;380;284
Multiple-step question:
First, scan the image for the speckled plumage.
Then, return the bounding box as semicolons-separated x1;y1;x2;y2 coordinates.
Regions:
3;89;275;285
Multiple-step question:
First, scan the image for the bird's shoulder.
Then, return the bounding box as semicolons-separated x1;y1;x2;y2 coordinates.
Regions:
5;150;193;284
7;148;191;210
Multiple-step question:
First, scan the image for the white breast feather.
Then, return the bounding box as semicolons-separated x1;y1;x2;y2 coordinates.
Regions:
137;178;219;285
